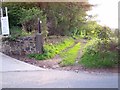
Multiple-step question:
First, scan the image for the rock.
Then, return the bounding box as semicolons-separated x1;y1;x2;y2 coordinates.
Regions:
75;70;79;73
52;65;59;69
26;47;30;51
75;61;78;63
43;65;46;68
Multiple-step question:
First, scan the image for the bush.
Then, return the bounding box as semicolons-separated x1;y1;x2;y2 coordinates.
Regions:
2;27;22;41
79;39;118;68
20;7;47;34
80;51;118;68
2;27;34;41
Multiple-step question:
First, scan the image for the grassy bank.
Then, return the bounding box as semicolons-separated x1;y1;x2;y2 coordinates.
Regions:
79;39;118;68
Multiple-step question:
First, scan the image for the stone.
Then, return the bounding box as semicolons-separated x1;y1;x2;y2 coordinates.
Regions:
75;61;78;63
21;50;26;55
43;65;46;68
75;70;79;73
1;36;37;55
52;65;59;69
26;47;30;51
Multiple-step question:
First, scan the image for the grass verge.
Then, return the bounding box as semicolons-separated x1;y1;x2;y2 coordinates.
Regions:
79;51;118;68
79;39;118;68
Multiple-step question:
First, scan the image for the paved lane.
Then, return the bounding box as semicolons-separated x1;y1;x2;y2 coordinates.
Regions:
0;52;118;88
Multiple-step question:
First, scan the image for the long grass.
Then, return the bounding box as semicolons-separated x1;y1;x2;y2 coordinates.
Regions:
80;51;118;68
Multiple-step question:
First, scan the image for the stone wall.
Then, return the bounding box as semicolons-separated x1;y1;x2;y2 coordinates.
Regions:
1;36;37;55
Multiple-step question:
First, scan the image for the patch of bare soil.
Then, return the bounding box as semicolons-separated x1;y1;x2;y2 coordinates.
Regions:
9;54;118;73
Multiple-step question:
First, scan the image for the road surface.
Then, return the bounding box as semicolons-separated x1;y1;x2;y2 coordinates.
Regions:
0;52;118;88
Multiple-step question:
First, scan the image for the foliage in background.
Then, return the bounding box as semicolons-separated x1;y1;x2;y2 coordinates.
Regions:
77;20;113;40
41;2;91;36
2;2;37;27
3;3;48;38
3;2;92;36
20;7;47;34
79;21;103;39
2;27;34;41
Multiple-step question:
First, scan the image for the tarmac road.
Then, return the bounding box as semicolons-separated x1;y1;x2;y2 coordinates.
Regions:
0;52;118;88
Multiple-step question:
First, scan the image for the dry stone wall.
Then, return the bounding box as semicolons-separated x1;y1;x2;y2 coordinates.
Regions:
1;36;37;55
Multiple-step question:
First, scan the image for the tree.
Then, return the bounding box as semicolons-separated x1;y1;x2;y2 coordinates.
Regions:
3;2;48;37
19;7;47;33
36;2;92;35
3;2;92;36
2;2;37;27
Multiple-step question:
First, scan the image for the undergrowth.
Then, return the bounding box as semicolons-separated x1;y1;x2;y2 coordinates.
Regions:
79;39;118;68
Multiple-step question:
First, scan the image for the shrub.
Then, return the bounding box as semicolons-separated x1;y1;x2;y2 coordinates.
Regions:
79;39;118;68
2;27;35;41
80;51;118;68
